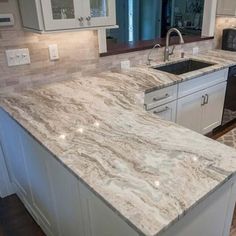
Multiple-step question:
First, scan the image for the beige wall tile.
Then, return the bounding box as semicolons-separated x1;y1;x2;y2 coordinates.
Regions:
0;0;214;93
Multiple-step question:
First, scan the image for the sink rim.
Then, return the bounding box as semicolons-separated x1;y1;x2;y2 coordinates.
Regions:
151;58;216;75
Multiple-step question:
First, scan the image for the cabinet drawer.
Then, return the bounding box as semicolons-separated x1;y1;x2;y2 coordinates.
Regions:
178;69;228;98
144;85;177;110
149;101;177;122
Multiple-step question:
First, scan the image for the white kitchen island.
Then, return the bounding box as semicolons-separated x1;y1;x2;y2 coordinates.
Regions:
1;50;236;236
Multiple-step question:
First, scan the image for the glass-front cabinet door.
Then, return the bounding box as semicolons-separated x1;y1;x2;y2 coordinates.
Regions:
83;0;116;27
40;0;85;30
40;0;116;31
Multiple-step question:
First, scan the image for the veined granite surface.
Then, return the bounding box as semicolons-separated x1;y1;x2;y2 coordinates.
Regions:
1;50;236;236
126;49;236;93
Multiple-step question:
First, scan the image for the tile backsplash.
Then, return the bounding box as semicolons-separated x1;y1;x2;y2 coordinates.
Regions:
0;0;214;93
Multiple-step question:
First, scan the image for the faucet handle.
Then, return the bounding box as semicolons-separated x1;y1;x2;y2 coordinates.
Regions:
169;45;176;55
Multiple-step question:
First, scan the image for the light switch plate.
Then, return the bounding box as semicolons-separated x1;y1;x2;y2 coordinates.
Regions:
19;48;31;64
193;47;199;56
5;48;30;67
121;60;130;70
48;44;59;61
5;49;17;66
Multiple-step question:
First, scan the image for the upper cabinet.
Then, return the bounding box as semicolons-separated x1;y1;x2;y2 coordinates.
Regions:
18;0;116;32
217;0;236;16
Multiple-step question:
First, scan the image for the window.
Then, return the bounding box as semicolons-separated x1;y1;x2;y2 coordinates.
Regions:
103;0;210;55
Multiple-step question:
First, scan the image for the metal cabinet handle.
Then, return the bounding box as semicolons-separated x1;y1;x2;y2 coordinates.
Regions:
86;16;91;21
78;17;84;22
205;94;209;104
153;93;170;102
153;106;170;115
201;95;205;106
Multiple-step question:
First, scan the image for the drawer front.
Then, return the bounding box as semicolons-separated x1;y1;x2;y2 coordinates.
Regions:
178;69;228;98
149;101;177;122
144;85;178;110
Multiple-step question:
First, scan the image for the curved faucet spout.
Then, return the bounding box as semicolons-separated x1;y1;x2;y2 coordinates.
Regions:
164;28;185;62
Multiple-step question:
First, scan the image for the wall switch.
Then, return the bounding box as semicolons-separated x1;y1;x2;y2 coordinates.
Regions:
19;48;30;65
5;48;30;67
121;60;130;70
192;47;199;56
48;44;59;61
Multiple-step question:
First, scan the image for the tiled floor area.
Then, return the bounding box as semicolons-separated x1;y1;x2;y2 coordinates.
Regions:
217;128;236;148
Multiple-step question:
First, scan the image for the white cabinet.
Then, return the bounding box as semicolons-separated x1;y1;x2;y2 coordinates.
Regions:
18;0;116;32
161;177;233;236
217;0;236;16
201;82;227;134
177;82;227;135
0;108;139;236
145;85;178;122
144;85;177;110
176;90;203;133
147;69;228;134
0;143;14;198
0;109;31;203
79;182;139;236
46;156;85;236
19;130;59;236
150;101;177;122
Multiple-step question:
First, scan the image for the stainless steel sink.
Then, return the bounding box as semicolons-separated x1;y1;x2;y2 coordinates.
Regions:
152;59;215;75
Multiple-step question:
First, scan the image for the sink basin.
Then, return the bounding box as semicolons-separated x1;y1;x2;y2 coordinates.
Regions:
153;59;215;75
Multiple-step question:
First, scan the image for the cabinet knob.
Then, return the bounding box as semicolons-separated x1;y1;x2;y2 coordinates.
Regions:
78;17;84;22
86;16;91;21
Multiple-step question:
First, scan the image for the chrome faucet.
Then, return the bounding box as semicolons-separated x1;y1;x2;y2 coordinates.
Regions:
146;44;161;65
164;28;184;62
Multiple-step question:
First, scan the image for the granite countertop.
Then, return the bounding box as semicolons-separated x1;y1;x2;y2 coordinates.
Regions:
125;49;236;93
1;49;236;236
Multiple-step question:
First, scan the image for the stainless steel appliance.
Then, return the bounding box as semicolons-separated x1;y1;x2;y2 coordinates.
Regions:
222;28;236;126
222;66;236;125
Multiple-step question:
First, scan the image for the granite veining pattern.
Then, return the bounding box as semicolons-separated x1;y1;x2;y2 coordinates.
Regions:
1;50;236;236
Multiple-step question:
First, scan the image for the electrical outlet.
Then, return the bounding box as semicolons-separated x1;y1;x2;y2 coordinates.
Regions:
121;60;130;70
48;44;59;61
5;48;30;67
192;47;199;56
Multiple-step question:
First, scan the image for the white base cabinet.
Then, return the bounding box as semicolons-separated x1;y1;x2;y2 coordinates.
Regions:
161;176;236;236
145;68;228;134
0;143;14;198
149;101;177;122
176;89;203;133
177;82;227;135
0;108;139;236
0;104;236;236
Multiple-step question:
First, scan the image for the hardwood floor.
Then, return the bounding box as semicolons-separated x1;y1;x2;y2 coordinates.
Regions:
0;195;45;236
231;206;236;236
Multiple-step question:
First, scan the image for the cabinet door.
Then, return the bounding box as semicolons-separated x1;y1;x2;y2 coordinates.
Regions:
150;101;177;122
176;90;204;133
79;182;139;236
201;82;227;135
0;109;31;202
41;0;84;30
0;143;14;198
46;156;85;236
217;0;236;15
20;130;59;236
83;0;116;27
